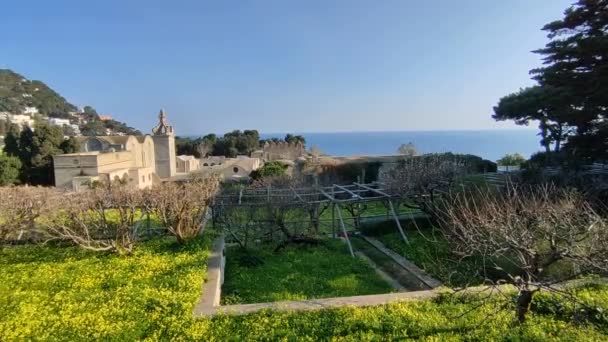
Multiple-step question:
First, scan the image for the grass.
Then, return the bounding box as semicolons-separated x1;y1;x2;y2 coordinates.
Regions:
0;237;212;340
361;219;485;287
1;235;607;340
221;239;394;304
204;285;608;340
377;230;484;287
350;236;430;290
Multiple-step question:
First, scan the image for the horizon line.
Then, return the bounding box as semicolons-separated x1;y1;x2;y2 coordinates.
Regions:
179;127;538;137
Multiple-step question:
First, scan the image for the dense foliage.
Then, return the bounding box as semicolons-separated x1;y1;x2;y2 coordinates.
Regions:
497;153;526;166
176;131;306;158
222;240;393;304
0;154;21;185
250;161;288;180
316;161;383;184
1;238;607;340
494;0;608;160
3;122;78;185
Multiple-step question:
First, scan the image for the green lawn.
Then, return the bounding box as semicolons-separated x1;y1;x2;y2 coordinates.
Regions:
376;229;484;287
221;239;394;304
1;236;607;340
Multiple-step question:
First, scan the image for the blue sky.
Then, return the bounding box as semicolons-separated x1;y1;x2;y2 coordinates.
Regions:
1;0;571;135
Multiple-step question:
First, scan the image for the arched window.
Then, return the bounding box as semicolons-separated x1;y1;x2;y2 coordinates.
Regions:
86;138;103;152
203;163;209;167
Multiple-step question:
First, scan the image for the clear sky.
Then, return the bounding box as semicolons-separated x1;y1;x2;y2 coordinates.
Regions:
1;0;571;135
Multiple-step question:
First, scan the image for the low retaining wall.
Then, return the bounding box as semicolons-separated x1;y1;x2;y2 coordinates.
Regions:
199;290;439;317
360;236;442;289
193;235;225;316
193;235;606;317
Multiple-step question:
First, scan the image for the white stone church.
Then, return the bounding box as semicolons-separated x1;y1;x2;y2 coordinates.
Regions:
53;110;177;191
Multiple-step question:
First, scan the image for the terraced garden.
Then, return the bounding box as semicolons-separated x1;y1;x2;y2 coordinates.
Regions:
2;233;607;340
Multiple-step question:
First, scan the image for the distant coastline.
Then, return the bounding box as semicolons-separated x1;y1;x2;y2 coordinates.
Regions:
188;129;540;161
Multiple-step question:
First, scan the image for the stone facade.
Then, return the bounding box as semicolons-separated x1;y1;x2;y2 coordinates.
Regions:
197;156;262;181
254;141;305;161
53;109;178;191
177;155;200;173
151;109;177;179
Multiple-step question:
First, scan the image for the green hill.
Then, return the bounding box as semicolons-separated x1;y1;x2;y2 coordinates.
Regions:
0;69;77;117
0;69;140;135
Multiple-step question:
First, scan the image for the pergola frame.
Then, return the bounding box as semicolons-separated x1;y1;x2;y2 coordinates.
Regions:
212;182;410;257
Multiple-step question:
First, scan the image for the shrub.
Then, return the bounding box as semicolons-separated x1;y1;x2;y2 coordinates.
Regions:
0;154;21;186
497;153;526;166
317;161;382;185
250;161;289;180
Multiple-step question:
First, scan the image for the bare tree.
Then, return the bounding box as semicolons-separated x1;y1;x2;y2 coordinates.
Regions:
0;186;59;244
147;175;219;244
381;154;470;211
309;146;322;163
435;183;608;322
197;141;213;158
216;175;322;250
43;185;146;254
397;142;417;157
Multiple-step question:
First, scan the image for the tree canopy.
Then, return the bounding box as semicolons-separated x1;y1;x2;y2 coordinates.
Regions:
397;142;417;157
497;153;526;166
176;131;307;158
0;154;21;186
3;122;78;185
493;0;608;160
250;161;289;180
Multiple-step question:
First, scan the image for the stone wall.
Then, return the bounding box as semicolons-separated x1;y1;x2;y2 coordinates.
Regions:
261;141;305;161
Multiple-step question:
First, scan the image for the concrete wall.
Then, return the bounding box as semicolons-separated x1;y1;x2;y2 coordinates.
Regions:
152;135;176;179
128;167;156;189
197;157;261;181
177;158;200;173
54;154;102;189
53;151;134;189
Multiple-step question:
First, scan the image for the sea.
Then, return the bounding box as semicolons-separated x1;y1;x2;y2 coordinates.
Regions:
259;130;541;162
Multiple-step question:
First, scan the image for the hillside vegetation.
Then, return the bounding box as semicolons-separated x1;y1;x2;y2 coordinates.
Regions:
0;69;76;116
0;69;139;136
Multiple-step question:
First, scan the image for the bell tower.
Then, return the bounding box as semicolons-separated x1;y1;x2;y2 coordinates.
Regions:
151;109;176;178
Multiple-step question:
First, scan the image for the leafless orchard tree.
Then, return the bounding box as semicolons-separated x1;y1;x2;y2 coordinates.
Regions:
308;146;322;163
217;175;322;250
43;184;146;254
381;154;470;211
146;175;220;244
435;183;608;322
254;176;313;246
197;141;213;158
397;142;417;157
0;186;59;244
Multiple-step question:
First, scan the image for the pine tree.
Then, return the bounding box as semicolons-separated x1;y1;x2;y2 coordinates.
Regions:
531;0;608;158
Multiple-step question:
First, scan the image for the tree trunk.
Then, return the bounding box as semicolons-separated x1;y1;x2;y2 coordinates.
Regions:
554;124;563;153
540;120;551;154
516;289;535;323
